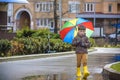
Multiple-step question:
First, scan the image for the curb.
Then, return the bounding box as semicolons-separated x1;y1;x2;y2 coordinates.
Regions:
102;61;120;80
0;48;96;62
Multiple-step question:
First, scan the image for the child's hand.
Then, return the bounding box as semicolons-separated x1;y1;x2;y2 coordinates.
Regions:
80;42;88;48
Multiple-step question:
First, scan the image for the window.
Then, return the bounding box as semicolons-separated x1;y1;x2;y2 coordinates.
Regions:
35;2;53;12
56;3;60;11
35;3;40;12
118;4;120;12
36;18;54;29
7;3;13;26
108;4;112;12
36;4;39;8
36;19;40;26
68;1;80;13
8;16;11;23
50;22;54;28
85;3;94;12
43;3;46;11
50;2;54;11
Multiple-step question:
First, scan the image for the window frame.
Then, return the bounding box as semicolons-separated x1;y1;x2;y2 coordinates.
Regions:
36;18;54;29
68;1;80;13
108;4;112;12
35;2;54;12
84;3;94;12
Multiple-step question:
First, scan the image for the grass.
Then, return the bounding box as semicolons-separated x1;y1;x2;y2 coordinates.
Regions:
111;63;120;72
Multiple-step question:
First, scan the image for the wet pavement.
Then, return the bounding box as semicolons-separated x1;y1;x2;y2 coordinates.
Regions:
0;48;120;80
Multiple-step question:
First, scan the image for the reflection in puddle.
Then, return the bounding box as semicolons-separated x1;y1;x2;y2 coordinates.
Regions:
23;73;103;80
23;73;74;80
92;68;103;73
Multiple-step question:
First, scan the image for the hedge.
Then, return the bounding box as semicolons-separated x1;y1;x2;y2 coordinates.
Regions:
0;28;96;57
0;39;11;56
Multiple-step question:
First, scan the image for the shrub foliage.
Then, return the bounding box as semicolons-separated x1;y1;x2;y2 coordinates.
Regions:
0;39;11;56
0;28;72;57
0;28;99;57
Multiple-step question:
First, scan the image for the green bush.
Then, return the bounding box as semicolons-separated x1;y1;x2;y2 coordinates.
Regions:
10;40;24;56
9;37;72;56
50;39;72;52
32;28;51;38
115;44;120;48
0;39;11;57
16;28;60;39
32;28;60;39
16;28;36;38
89;38;96;47
1;28;73;56
12;38;41;55
50;33;60;39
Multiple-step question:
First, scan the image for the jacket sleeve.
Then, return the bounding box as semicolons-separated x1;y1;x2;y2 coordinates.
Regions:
72;37;80;46
84;37;91;48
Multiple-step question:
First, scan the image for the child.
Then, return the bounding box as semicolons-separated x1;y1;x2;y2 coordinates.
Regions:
72;26;91;79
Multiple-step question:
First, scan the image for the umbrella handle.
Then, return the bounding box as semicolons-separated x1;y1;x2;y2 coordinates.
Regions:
74;27;78;37
75;26;78;30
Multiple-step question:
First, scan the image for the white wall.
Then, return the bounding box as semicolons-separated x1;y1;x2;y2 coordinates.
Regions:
92;27;104;37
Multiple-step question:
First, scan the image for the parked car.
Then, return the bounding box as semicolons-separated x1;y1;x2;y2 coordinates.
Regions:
109;33;120;41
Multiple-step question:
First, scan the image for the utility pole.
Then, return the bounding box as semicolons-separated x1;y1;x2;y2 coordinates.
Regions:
54;0;58;33
59;0;62;30
93;0;96;27
115;19;118;46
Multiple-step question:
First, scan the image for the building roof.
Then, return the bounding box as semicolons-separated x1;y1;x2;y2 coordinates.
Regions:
76;12;120;18
0;0;28;3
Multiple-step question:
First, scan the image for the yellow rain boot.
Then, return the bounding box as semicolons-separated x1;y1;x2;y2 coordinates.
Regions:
76;77;81;80
76;68;82;77
83;66;90;79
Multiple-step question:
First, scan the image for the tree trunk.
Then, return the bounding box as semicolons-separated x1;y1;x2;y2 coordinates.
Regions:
54;0;58;33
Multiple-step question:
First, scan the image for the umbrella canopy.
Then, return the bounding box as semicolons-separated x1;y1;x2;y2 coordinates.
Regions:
0;0;29;3
60;18;94;44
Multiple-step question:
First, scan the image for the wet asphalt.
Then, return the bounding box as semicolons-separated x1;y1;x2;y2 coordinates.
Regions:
0;48;120;80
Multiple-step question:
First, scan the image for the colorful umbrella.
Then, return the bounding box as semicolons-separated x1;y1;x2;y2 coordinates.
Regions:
60;18;94;44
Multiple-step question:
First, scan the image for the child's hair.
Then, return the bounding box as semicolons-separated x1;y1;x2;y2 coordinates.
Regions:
78;25;86;30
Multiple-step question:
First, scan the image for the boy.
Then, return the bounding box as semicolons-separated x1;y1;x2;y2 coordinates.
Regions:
72;26;91;80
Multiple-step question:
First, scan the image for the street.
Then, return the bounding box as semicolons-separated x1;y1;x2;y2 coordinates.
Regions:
0;48;120;80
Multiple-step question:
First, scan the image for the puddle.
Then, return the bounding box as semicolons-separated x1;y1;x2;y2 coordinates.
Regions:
22;73;75;80
22;73;103;80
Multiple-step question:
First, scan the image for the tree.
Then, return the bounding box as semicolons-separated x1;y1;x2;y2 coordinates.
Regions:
54;0;58;33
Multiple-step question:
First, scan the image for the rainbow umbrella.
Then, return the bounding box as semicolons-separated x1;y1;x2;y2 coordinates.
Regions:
60;18;94;44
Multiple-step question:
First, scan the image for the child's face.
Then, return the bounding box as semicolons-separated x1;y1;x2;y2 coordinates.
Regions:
78;30;85;36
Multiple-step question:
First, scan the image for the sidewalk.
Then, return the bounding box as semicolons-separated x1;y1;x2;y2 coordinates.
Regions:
0;48;96;62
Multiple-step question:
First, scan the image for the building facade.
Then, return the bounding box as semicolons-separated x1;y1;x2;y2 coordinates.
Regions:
76;0;120;37
0;0;120;37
